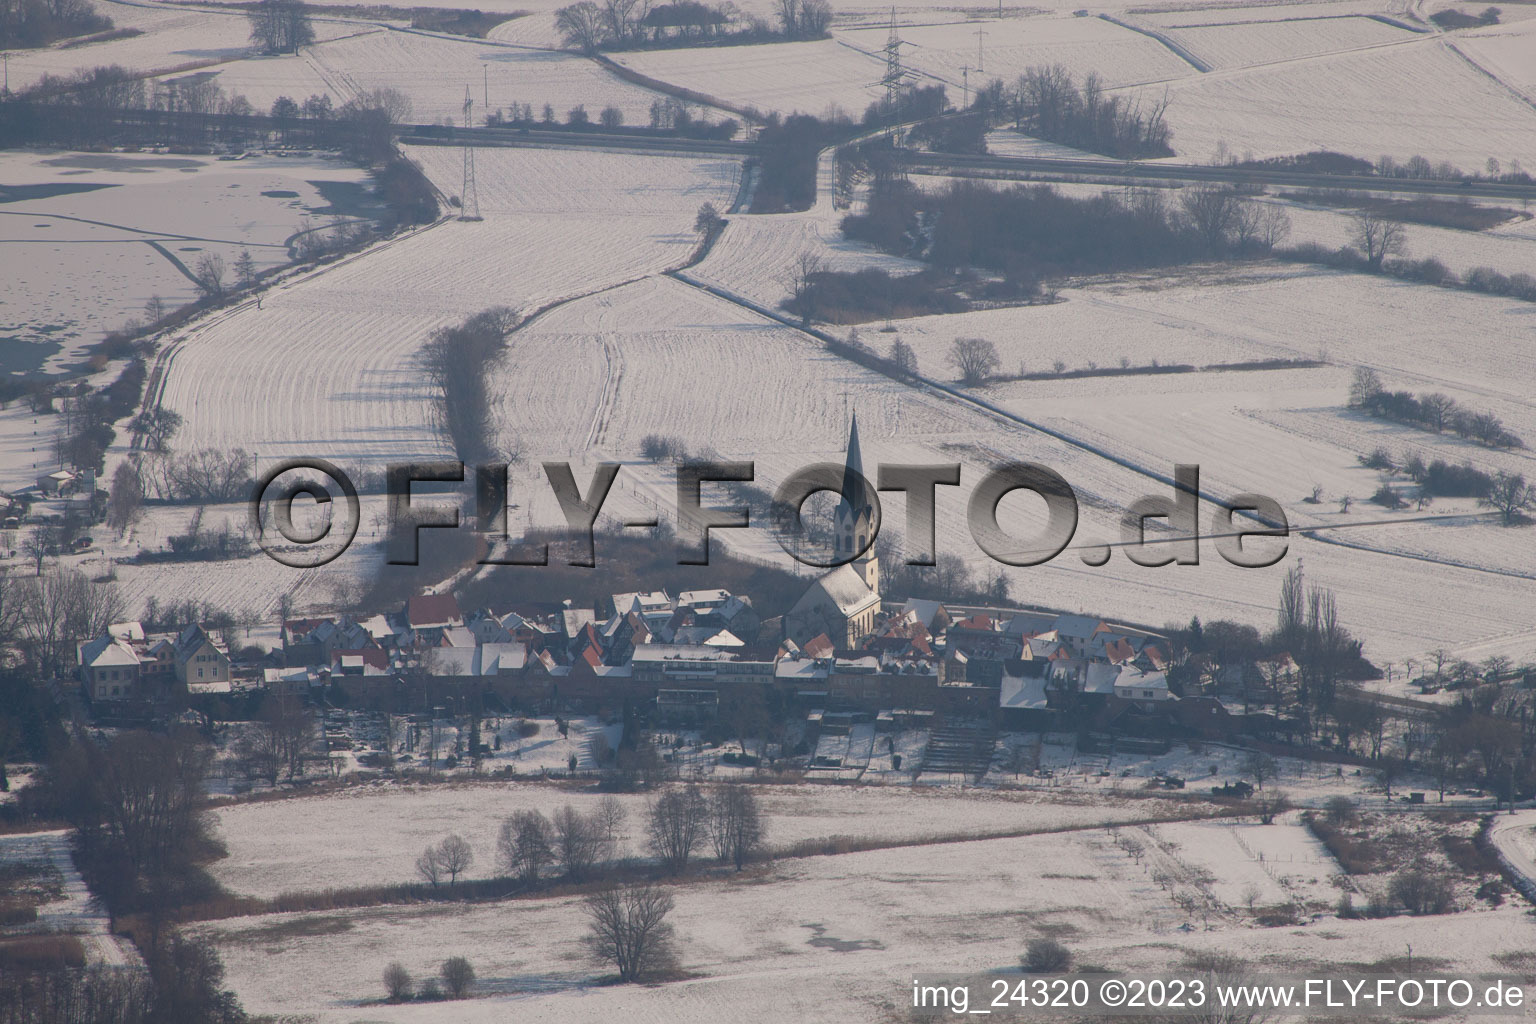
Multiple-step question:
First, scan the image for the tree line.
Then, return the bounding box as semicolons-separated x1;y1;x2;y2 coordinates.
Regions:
842;176;1291;287
1349;367;1524;450
972;64;1173;159
0;0;111;49
556;0;830;53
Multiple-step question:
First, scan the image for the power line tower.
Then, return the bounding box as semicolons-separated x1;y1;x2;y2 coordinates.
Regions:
459;85;481;222
877;10;914;122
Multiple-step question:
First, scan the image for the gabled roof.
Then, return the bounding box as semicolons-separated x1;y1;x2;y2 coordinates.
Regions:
802;633;835;660
901;598;948;631
1054;614;1108;639
808;563;878;616
79;634;139;669
406;593;462;628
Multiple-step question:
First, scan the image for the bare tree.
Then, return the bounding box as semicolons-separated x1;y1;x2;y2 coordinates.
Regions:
382;962;413;1002
946;337;1000;386
888;338;917;376
248;0;314;53
1252;790;1290;825
1349;210;1407;270
783;250;825;323
416;843;445;887
1180;184;1242;254
556;0;605;52
1481;471;1533;525
234;249;258;291
436;833;474;884
596;793;628;858
551;805;605;880
647;784;708;874
708;785;764;870
583;883;677;983
18;568;125;675
1240;750;1276;791
498;810;554;884
106;460;143;538
144;294;167;324
193;253;226;301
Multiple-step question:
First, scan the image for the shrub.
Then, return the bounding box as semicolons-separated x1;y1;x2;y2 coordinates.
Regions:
1465;266;1513;295
441;956;476;998
1358;447;1395;471
1389;868;1455;915
1324;795;1356;825
383;962;413;1001
1022;937;1072;973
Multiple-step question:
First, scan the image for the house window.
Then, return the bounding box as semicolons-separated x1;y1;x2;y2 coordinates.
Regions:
1142;689;1154;698
198;667;204;679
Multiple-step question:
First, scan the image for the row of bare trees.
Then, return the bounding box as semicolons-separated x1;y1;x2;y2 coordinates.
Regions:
0;567;126;676
977;64;1172;158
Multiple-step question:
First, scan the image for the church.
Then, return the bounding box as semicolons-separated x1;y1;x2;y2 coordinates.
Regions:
787;415;882;648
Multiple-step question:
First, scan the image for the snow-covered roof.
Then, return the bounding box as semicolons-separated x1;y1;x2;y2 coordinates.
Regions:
1054;614;1107;639
902;598;947;630
812;563;878;616
79;634;139;669
1000;671;1049;710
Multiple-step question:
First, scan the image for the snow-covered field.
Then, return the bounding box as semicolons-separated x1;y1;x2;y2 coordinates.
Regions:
1156;15;1414;71
207;778;1196;899
305;29;668;125
1124;38;1536;169
158;147;740;467
198;818;1533;1023
0;150;375;373
840;14;1201;89
2;0;360;93
612;39;888;118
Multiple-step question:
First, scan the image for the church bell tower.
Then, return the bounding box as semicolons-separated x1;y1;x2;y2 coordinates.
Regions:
834;413;879;596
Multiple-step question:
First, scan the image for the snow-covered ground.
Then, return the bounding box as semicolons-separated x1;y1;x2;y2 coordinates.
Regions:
1123;38;1536;170
158;147;740;467
207;776;1196;899
305;29;669;125
839;14;1201;90
0;830;140;968
0;149;376;373
198;818;1534;1023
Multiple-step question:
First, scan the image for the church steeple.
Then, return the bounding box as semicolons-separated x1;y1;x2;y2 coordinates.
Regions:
834;412;879;595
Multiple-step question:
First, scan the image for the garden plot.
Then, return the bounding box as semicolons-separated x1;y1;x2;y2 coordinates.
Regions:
612;39;887;118
305;29;665;124
207;778;1197;900
200;825;1529;1023
160;147;738;468
1123;39;1536;170
1151;816;1342;911
0;150;371;372
1156;16;1414;71
0;830;138;968
839;14;1200;90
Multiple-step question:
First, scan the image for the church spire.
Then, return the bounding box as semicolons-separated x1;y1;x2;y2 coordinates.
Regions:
834;411;879;596
838;411;868;524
